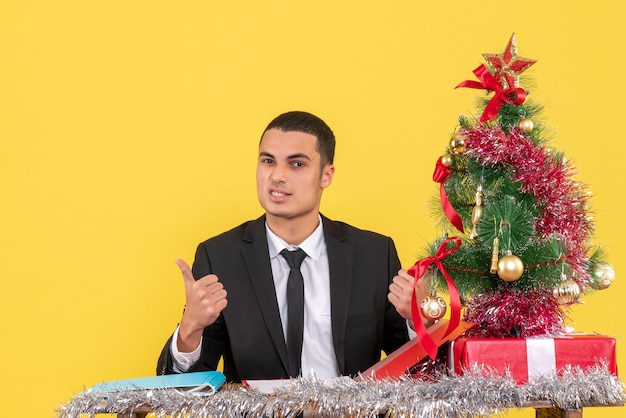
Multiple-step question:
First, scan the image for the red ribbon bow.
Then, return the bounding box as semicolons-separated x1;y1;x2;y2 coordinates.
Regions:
408;237;462;360
455;64;526;123
433;158;464;233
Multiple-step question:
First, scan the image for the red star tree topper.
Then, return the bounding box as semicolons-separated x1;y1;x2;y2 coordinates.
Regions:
482;33;536;89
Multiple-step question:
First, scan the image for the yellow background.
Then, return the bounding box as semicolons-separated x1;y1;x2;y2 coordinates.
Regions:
1;1;624;417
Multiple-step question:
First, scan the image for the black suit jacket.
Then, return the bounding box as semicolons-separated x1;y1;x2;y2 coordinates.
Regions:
157;214;409;382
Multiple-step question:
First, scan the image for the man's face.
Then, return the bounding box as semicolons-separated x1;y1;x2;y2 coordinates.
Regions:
256;128;334;222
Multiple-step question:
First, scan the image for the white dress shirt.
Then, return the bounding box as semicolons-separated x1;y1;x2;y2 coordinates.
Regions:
171;216;340;377
266;218;340;378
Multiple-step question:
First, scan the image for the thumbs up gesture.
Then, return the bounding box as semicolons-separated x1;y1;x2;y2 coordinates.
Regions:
176;259;228;352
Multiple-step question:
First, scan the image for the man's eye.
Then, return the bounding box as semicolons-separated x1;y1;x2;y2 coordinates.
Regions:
261;158;274;164
292;161;305;167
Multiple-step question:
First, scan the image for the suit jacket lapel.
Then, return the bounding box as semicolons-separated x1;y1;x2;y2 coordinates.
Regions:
322;215;353;374
241;215;290;374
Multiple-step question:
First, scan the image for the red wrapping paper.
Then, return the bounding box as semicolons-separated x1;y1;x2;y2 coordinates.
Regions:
449;335;618;384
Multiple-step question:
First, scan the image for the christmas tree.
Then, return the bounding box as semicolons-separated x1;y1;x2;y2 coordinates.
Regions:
422;34;615;338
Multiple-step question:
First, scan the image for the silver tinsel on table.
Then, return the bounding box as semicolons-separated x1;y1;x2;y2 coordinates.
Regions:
58;365;624;418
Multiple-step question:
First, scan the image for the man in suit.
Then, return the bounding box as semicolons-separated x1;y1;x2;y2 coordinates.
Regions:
157;111;423;381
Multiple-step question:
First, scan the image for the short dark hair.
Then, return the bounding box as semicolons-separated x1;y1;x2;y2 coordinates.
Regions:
262;111;335;166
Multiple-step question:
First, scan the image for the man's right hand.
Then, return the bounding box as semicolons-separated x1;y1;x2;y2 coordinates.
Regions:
176;259;228;353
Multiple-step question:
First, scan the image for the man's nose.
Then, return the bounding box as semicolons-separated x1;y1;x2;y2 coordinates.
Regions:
270;163;287;183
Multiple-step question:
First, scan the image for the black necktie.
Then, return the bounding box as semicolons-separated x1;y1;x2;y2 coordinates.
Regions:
280;248;307;377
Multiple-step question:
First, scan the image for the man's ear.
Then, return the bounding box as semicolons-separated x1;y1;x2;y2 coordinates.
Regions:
321;164;335;189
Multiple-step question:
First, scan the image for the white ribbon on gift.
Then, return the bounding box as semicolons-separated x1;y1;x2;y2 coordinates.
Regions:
526;337;557;379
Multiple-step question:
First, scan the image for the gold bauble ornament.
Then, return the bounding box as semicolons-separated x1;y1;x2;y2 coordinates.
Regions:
553;279;581;305
440;154;453;168
449;134;467;156
592;262;615;290
420;293;447;321
518;118;534;133
497;253;524;282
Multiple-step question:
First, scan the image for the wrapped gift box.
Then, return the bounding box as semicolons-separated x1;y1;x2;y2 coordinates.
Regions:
449;335;618;384
357;319;473;380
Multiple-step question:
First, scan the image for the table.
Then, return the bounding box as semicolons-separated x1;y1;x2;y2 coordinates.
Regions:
112;403;622;418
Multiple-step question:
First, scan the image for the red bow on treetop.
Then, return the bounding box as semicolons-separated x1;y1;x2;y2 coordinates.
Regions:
455;64;526;123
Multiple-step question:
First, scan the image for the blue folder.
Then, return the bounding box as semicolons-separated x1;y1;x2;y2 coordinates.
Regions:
87;371;226;394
